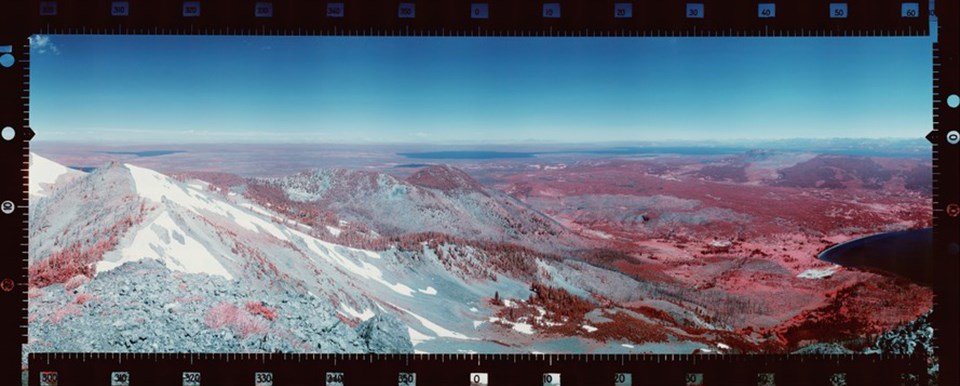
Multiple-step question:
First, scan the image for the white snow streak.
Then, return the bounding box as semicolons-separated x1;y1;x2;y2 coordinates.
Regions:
326;226;342;236
488;316;535;335
394;305;476;340
126;164;289;241
297;233;414;297
340;305;375;321
408;327;435;347
98;211;232;279
29;153;75;197
418;286;438;295
797;265;841;279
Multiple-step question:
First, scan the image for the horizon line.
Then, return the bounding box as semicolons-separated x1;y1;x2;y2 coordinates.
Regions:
31;137;928;147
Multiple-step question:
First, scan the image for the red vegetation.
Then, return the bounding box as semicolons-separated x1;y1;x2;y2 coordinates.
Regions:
27;287;43;299
174;294;204;304
48;304;81;324
30;199;149;288
492;284;596;337
204;303;269;337
245;301;278;321
903;164;932;194
245;181;340;231
628;305;679;326
528;283;595;322
693;163;748;183
771;275;933;350
493;156;930;242
30;239;110;288
494;283;672;345
591;311;669;344
64;275;90;291
232;242;287;283
490;291;503;306
406;165;485;193
579;249;677;284
775;155;895;190
335;312;354;326
345;231;560;282
74;293;94;305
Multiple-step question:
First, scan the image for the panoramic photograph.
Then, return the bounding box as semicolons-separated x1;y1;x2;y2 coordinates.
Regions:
25;36;933;357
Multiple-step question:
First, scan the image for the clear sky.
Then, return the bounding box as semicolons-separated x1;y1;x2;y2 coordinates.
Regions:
30;35;931;144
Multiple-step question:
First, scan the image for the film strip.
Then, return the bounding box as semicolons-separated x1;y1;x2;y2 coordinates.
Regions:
0;0;957;385
24;353;932;385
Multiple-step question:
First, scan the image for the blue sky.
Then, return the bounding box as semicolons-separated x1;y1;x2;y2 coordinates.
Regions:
30;36;930;144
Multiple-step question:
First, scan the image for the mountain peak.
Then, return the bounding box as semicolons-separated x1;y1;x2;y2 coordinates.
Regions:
29;152;83;197
406;165;483;193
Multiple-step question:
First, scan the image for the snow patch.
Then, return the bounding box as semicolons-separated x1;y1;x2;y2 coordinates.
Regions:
98;211;233;279
797;265;841;279
29;153;76;197
717;343;731;350
581;325;598;333
326;226;342;237
584;229;613;240
709;240;732;248
511;322;534;335
407;327;434;347
395;305;475;340
297;234;414;297
489;316;535;335
340;305;375;321
418;286;438;295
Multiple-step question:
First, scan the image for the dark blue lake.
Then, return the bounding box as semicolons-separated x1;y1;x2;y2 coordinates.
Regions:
818;228;933;285
101;150;185;157
399;151;536;160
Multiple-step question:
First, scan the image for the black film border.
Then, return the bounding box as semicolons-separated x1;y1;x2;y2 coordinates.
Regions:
0;0;956;385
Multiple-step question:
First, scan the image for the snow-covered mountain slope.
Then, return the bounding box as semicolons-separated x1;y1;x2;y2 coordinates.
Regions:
29;160;146;272
29;153;83;198
255;165;585;253
28;156;419;353
28;155;740;355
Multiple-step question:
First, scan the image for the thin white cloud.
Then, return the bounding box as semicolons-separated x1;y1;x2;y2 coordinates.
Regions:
29;35;59;55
